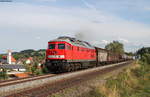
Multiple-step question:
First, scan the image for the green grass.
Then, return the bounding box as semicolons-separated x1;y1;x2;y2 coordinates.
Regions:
79;87;105;97
80;61;150;97
50;61;150;97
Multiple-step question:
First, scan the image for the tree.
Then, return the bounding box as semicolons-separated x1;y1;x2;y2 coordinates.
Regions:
136;47;150;57
0;55;3;59
105;41;124;54
136;47;150;64
13;54;20;60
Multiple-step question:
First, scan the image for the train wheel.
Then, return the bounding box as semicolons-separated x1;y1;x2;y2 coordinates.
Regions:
71;64;74;71
74;63;78;71
66;63;71;72
67;68;71;72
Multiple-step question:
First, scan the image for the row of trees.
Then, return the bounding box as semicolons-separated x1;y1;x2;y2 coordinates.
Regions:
105;41;149;64
105;41;137;56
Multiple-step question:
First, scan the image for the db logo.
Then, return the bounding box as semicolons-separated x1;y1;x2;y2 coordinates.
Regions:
49;51;57;54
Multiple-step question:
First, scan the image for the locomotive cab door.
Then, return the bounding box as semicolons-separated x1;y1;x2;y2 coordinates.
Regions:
65;43;73;62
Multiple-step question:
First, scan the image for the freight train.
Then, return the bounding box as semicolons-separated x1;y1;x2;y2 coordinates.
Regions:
45;36;132;72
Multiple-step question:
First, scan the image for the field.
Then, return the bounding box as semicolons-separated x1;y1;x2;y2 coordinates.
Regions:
80;61;150;97
49;61;150;97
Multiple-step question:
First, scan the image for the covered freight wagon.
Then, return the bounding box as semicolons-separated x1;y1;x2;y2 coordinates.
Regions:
95;47;108;65
95;47;121;65
107;51;120;63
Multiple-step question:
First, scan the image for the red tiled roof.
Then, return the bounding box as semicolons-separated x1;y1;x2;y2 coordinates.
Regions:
11;56;16;62
28;57;33;61
2;56;7;59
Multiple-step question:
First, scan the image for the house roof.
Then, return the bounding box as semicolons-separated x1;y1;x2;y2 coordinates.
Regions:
11;56;16;62
27;57;33;61
2;56;7;59
1;56;16;63
0;65;25;69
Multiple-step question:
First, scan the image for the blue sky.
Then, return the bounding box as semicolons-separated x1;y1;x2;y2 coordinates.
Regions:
0;0;150;53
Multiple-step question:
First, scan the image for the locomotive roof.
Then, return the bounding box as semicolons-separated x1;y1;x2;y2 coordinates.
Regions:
49;36;95;49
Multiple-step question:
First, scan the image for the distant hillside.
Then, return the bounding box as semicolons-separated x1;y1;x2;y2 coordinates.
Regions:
14;49;46;60
0;49;46;60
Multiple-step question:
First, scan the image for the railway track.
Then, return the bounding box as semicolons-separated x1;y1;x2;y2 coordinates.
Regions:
0;74;56;87
0;61;133;97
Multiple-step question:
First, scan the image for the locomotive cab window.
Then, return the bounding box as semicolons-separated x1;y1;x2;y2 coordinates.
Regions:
49;44;55;49
58;44;65;49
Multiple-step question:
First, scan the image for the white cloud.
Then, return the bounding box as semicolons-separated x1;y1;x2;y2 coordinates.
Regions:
144;43;150;47
118;38;129;43
144;6;150;11
0;2;150;52
101;40;110;45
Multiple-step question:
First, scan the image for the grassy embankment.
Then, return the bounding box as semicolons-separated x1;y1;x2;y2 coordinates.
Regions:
81;61;150;97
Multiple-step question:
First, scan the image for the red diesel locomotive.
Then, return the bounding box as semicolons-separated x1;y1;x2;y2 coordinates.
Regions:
45;36;132;72
46;36;96;72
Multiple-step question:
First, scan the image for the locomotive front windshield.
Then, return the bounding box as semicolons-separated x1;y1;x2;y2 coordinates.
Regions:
49;44;55;49
58;44;65;49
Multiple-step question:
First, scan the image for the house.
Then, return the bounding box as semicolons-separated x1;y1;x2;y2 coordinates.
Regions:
0;64;26;72
10;56;16;64
0;55;16;65
26;57;33;64
0;59;7;64
0;56;7;64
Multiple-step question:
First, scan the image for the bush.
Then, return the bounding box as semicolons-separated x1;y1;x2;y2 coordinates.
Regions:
0;69;8;80
42;64;49;73
35;69;43;75
31;65;43;75
141;54;150;64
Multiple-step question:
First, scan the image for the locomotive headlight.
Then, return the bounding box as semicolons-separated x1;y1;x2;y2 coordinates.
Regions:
48;55;65;58
59;55;65;58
